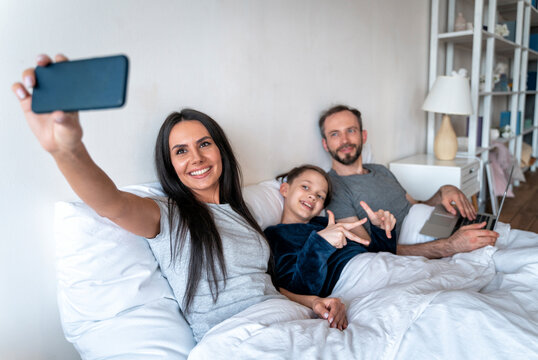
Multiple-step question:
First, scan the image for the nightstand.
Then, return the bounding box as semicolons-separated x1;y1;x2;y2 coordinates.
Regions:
389;154;480;201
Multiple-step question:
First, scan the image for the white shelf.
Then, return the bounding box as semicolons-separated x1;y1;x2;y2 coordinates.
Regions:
429;0;538;211
495;134;518;143
438;29;520;55
437;30;474;41
480;91;520;96
523;125;538;135
497;0;520;6
525;47;538;60
493;127;538;141
530;2;538;26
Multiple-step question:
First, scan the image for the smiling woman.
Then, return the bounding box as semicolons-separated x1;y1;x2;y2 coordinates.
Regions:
167;119;223;203
12;56;288;342
152;109;280;328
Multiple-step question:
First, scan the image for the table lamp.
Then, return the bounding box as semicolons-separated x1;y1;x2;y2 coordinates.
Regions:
422;71;473;160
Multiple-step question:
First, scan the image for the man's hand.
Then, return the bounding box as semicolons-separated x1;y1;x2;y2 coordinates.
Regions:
318;210;369;247
439;185;476;220
311;296;348;330
360;201;396;238
445;222;499;255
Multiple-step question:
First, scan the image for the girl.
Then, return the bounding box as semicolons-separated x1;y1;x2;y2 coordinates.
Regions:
265;165;397;305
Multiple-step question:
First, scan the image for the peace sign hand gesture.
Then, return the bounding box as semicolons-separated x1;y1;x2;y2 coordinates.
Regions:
317;210;370;248
360;201;396;239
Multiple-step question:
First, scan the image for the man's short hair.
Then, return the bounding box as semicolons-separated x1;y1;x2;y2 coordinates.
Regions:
318;105;362;139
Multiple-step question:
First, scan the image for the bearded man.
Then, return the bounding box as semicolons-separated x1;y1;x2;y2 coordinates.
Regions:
319;104;498;258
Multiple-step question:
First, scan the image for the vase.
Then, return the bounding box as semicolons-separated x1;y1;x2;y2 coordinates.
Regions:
455;12;467;31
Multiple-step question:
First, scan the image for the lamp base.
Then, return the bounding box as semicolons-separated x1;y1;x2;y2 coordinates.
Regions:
434;114;458;160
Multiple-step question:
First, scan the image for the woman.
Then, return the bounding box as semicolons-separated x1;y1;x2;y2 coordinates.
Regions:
12;54;345;340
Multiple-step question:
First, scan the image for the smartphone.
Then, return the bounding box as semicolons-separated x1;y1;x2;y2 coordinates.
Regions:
31;55;129;113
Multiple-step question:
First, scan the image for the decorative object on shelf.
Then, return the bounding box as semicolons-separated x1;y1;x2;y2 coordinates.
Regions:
423;69;473;161
490;128;500;141
524;118;533;130
494;74;509;91
530;33;538;51
521;142;533;167
466;22;473;30
502;21;516;42
479;74;486;91
495;23;510;38
493;62;509;91
500;111;521;135
466;116;483;147
455;12;467;31
527;71;536;90
501;125;513;138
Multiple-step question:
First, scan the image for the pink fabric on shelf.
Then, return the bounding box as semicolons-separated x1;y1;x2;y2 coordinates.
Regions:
488;141;525;197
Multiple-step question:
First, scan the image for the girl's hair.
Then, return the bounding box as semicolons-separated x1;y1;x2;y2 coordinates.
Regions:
154;109;264;313
275;164;333;207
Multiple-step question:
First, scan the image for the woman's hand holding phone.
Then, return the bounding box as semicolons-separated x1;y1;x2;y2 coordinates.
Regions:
12;54;82;156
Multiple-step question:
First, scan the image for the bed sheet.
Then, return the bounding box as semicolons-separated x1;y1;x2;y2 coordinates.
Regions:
189;224;538;360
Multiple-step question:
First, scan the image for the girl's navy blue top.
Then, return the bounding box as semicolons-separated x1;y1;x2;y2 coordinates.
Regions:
264;217;396;297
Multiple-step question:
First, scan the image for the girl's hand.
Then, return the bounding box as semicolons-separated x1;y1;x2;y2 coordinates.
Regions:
311;296;348;330
360;201;396;239
317;210;369;247
11;54;82;155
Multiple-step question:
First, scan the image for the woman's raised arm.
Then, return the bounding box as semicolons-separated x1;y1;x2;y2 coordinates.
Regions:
12;54;160;238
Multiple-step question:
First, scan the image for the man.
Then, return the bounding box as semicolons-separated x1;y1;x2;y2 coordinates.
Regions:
319;104;498;259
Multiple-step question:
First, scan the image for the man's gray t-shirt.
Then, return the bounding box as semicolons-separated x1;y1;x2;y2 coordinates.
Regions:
327;164;412;237
147;198;283;342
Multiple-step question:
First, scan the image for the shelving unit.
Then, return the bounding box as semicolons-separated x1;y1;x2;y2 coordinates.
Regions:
428;0;538;211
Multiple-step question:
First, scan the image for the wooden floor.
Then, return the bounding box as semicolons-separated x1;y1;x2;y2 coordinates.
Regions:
494;169;538;233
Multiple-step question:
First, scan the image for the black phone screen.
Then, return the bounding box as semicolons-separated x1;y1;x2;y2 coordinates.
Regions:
31;55;129;113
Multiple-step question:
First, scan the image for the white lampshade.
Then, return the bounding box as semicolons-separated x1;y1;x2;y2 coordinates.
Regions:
422;75;473;115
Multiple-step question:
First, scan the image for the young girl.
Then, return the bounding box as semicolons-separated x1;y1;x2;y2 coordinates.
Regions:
265;165;397;302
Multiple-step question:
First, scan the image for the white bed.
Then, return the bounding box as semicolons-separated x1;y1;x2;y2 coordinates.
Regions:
54;180;538;359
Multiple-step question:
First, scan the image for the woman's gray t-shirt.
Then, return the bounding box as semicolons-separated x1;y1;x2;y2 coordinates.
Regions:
147;197;283;341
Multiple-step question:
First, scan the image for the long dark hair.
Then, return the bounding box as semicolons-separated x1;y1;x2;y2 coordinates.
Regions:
154;109;264;313
276;164;333;207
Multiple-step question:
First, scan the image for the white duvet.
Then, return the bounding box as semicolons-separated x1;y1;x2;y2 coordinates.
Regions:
189;220;538;359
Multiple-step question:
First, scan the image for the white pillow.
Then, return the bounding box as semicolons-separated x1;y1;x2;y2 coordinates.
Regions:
243;180;283;230
54;183;196;360
55;181;288;359
362;142;374;164
398;204;436;245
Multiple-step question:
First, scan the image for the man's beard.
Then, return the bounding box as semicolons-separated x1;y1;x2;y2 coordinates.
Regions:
328;142;362;165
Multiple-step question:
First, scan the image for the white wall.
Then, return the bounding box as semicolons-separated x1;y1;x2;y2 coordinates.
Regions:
0;1;429;358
